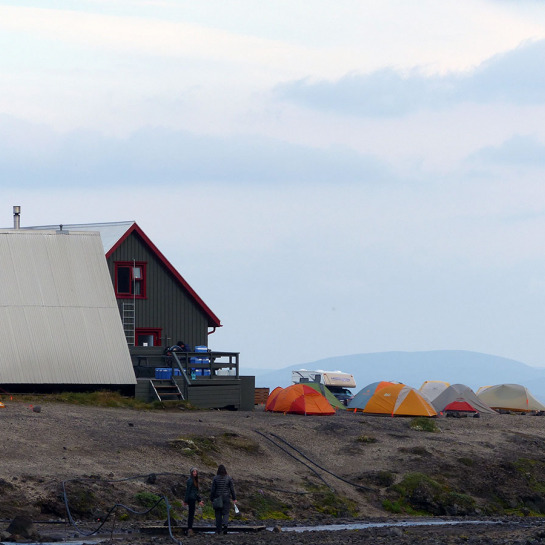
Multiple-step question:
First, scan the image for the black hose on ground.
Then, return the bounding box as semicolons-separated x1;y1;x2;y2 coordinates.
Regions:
268;432;374;492
254;430;335;492
61;474;183;545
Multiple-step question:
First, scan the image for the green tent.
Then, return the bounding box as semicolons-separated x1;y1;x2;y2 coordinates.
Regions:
303;382;346;410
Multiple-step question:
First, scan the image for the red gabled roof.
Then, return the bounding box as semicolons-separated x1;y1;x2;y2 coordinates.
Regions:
106;223;221;329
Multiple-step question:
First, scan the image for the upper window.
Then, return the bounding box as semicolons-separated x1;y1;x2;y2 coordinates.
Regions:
136;328;161;347
115;262;147;298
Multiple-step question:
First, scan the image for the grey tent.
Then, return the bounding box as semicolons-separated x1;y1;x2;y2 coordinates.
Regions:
477;384;545;412
432;383;497;414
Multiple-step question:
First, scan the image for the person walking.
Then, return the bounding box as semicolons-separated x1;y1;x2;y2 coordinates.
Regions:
210;464;237;535
183;467;204;537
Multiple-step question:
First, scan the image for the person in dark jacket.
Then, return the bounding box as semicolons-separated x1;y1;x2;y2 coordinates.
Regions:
183;467;204;536
210;464;237;534
165;341;190;367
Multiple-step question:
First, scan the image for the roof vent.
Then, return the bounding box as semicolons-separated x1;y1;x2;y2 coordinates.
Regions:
13;206;21;230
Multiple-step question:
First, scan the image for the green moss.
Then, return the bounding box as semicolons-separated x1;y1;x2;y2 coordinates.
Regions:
66;486;97;516
221;432;261;454
372;471;396;487
249;492;292;520
134;491;167;519
303;484;358;518
0;391;196;410
458;457;474;467
394;472;442;495
201;504;216;520
513;458;545;494
357;435;378;444
168;435;219;466
385;472;476;516
382;499;402;513
399;446;430;456
443;491;476;512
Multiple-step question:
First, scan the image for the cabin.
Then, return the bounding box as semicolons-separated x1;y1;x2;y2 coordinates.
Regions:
22;219;253;409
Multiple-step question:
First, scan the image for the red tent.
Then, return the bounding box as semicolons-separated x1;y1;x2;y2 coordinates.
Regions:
444;400;477;413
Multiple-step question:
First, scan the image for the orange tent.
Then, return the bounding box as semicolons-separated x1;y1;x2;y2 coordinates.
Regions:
265;386;284;412
265;384;335;415
363;383;437;417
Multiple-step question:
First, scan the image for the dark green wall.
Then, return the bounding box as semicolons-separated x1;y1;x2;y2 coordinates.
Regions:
107;232;209;349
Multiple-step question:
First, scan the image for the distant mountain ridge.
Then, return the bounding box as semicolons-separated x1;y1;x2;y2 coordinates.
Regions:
247;350;545;403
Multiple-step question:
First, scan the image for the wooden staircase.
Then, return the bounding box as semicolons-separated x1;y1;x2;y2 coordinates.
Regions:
150;379;184;402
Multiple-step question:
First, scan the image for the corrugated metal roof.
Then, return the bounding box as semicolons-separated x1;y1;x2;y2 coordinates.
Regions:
0;229;136;385
23;221;134;254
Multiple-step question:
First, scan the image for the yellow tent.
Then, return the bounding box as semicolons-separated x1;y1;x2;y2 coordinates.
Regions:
364;383;437;417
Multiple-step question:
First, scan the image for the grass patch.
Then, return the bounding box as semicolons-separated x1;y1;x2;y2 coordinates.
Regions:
168;435;219;467
382;499;403;513
200;503;216;520
399;446;430;457
0;390;196;410
458;457;474;467
134;491;168;519
513;458;545;494
65;485;97;517
249;491;292;520
385;472;476;516
357;435;378;444
409;417;440;433
371;471;396;487
221;432;261;454
303;483;358;518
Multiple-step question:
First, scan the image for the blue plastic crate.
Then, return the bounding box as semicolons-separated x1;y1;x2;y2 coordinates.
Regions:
155;368;181;379
194;345;208;353
155;368;170;379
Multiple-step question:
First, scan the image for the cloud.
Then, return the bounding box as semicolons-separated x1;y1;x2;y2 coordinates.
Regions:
468;134;545;166
276;39;545;117
0;115;391;187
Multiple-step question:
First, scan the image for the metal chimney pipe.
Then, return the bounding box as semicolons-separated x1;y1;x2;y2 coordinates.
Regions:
13;205;21;229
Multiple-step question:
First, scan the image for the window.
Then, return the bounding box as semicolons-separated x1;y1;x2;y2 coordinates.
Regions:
136;328;162;347
115;262;146;298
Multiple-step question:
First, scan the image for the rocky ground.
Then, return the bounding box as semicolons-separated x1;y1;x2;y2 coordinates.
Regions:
2;401;545;543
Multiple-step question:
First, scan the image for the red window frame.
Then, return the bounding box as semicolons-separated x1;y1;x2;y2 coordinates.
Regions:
115;261;147;299
135;328;162;347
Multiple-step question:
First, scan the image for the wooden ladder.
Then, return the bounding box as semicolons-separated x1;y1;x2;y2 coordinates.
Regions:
150;379;184;402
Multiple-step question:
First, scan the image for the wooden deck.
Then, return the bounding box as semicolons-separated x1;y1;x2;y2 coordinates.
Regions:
133;350;257;410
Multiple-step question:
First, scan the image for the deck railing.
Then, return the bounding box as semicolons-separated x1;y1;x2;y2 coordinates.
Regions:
130;347;240;381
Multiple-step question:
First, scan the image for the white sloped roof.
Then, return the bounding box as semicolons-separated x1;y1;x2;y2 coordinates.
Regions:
0;229;136;385
23;221;134;254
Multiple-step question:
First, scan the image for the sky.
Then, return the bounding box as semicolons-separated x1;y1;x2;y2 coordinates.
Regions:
3;0;545;370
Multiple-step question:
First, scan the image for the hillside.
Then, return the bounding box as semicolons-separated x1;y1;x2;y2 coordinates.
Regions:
251;350;545;402
2;401;545;544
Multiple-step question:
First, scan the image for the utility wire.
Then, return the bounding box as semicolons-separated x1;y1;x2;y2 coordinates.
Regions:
254;430;335;492
268;432;373;492
61;474;183;545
